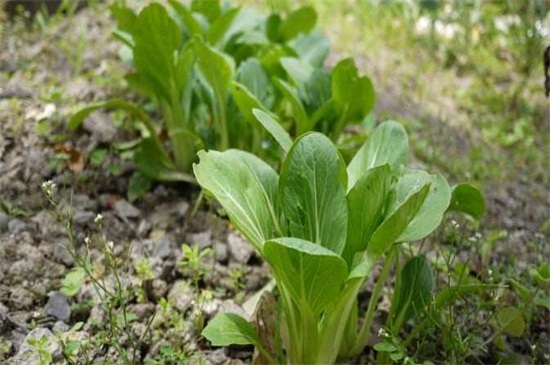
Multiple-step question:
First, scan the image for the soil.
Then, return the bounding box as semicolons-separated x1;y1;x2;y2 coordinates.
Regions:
0;3;548;365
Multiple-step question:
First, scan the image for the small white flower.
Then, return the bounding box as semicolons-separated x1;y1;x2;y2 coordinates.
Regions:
84;236;90;245
377;328;387;337
94;214;103;224
107;241;114;250
488;269;493;276
41;180;56;198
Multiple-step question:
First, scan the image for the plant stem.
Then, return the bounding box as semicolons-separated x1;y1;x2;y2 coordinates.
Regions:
350;249;395;356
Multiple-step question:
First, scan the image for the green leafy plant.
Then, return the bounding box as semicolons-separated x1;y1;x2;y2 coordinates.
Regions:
194;120;483;364
68;0;335;183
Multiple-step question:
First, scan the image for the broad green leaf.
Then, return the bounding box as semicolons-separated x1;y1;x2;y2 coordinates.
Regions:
447;183;485;219
191;0;221;23
289;30;330;67
207;7;240;47
280;6;317;41
273;77;309;134
348;121;409;190
194;39;234;100
391;256;434;331
279;133;348;254
231;82;268;125
194;149;279;251
367;184;430;260
332;58;376;121
132;4;182;101
252;109;292;153
168;0;203;37
135;138;194;183
109;4;137;34
397;172;451;242
496;307;525;337
209;8;263;50
530;264;550;285
235;58;275;109
203;313;262;346
344;164;391;266
264;237;348;315
281;57;315;86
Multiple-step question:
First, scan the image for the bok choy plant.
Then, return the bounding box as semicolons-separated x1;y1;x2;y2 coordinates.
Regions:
68;0;332;183
194;118;483;364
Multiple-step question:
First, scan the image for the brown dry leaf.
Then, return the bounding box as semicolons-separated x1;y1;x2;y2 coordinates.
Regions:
54;144;84;172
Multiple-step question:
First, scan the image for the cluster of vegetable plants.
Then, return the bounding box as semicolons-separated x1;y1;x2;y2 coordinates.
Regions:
69;0;375;183
195;115;484;364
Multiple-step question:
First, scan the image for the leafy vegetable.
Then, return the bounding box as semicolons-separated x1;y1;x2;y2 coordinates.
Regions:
195;121;483;364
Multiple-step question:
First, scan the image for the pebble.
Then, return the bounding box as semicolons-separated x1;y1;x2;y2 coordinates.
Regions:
115;199;141;219
83;111;117;143
167;280;195;312
9;287;34;310
153;235;173;259
127;303;155;322
213;241;229;263
72;211;95;225
207;348;228;365
45;291;71;321
227;232;254;264
8;219;27;234
12;328;62;365
150;279;168;300
186;230;212;249
0;212;9;233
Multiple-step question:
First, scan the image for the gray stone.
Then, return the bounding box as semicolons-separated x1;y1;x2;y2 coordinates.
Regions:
72;194;97;211
213;241;229;263
8;219;27;234
52;239;75;267
150;279;168;300
186;230;212;249
137;219;152;237
167;280;195;312
0;212;9;233
9;288;34;310
227;232;254;264
153;235;173;259
218;299;247;318
128;303;155;321
115;199;141;219
72;211;95;225
52;321;70;333
12;328;62;365
45;291;71;321
207;348;227;365
83;112;117;143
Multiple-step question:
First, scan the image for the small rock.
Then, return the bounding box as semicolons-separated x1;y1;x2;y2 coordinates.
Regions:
227;232;254;264
167;281;195;312
186;230;212;249
9;288;34;310
52;240;75;267
85;305;106;331
72;211;95;225
137;219;151;237
8;219;27;234
45;291;71;321
202;298;223;317
213;241;229;263
218;300;247;318
128;303;155;322
52;321;70;333
115;199;141;219
12;328;62;365
83;112;117;143
207;348;228;365
150;279;168;300
153;235;173;259
72;194;97;211
0;212;9;233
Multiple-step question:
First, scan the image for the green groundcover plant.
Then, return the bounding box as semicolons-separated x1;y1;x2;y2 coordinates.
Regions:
69;0;375;183
194;117;484;364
